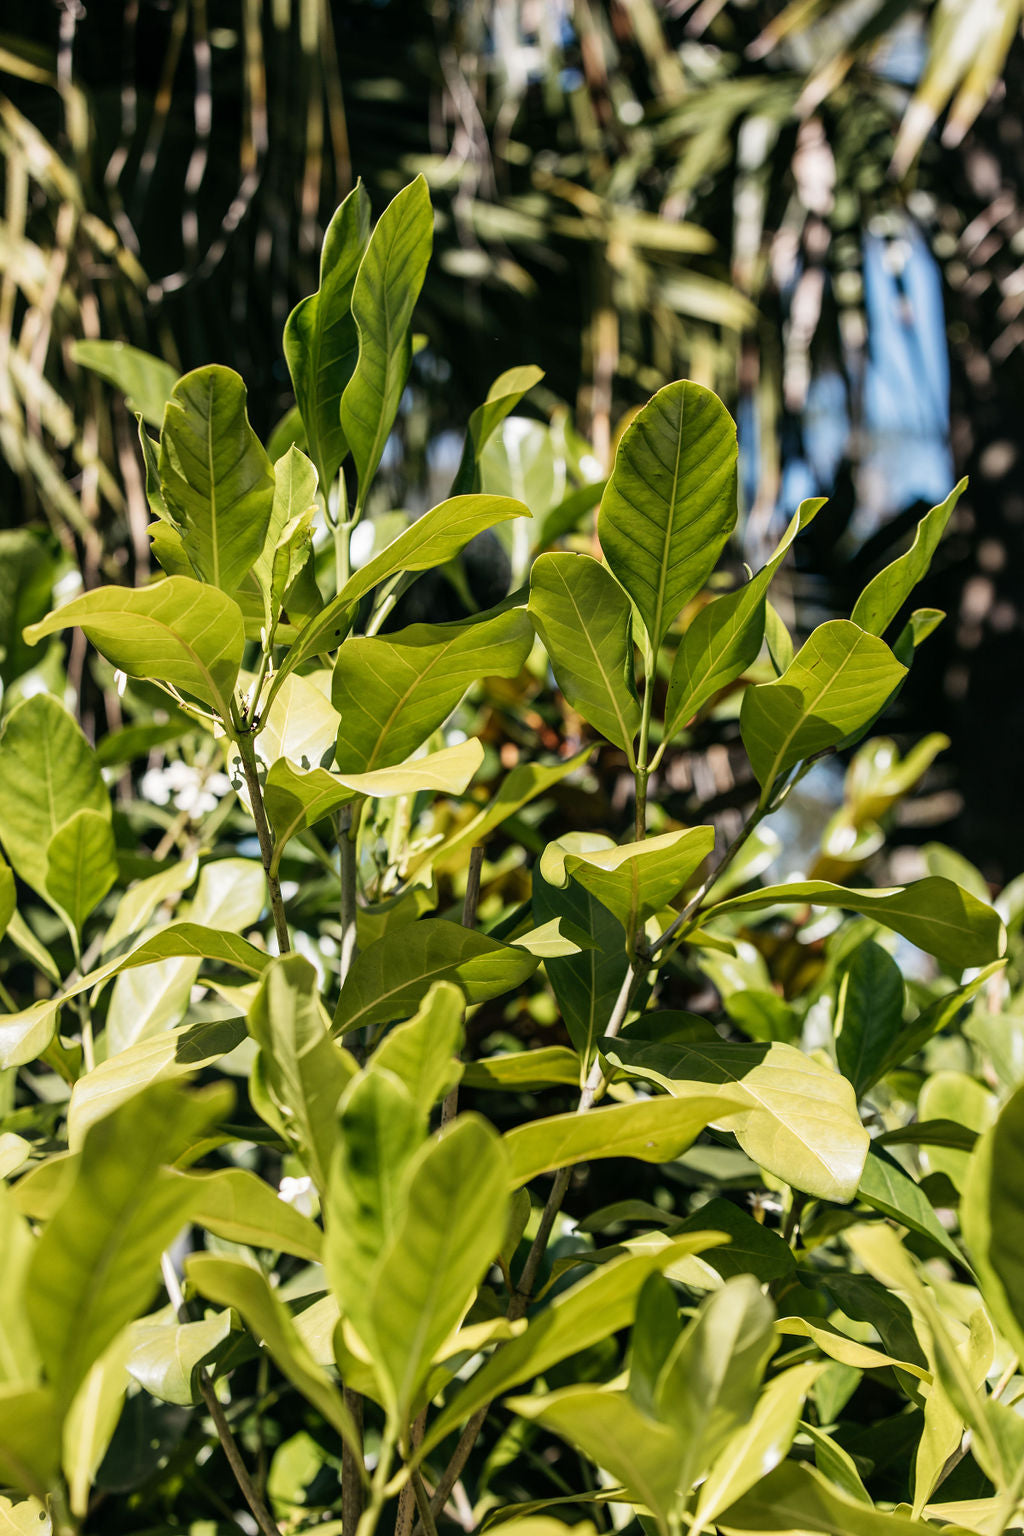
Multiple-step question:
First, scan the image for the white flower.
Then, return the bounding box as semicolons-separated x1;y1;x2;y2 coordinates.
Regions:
278;1175;315;1217
139;762;231;816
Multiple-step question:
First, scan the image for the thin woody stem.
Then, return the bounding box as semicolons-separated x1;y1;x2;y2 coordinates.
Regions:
234;726;291;955
441;845;485;1127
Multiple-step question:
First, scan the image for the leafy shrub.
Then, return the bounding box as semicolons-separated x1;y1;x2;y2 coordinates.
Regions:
0;177;1022;1536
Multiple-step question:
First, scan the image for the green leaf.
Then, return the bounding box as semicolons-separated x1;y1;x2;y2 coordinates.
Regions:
962;1084;1024;1361
332;609;533;772
284;183;371;488
533;846;631;1068
174;1167;323;1261
252;446;319;634
916;1071;994;1191
528;553;640;755
0;694;110;908
851;480;966;637
427;748;592;869
44;809;118;936
26;1083;228;1405
460;1046;581;1092
0;1387;61;1500
331;919;539;1035
706;877;1005;974
857;1147;964;1265
185;1253;361;1456
881;961;1004;1080
507;1385;683;1536
325;1068;424;1350
665;496;826;739
158;365;275;593
835;940;905;1097
270;493;530;695
0;1494;51;1535
718;1459;941;1534
0;1186;41;1387
672;1195;795;1283
419;1236;723;1458
126;1309;232;1406
24;577;245;719
71;339;178;428
368;981;464;1116
264;739;484;870
740;620;907;802
341;176;433;508
653;1275;777;1493
598;380;738;651
605;1038;869;1203
370;1116;509;1417
453;365;545;494
63;1330;135;1517
502;1093;741;1186
691;1363;823;1535
543;827;715;943
247;954;354;1191
67;1018;246;1151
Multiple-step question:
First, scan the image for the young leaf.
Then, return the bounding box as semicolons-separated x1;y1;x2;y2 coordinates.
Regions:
0;694;111;907
368;981;464;1116
26;1083;228;1405
24;577;245;719
332;609;532;772
598;380;738;650
71;339;178;428
269;492;530;695
705;876;1005;974
851;480;966;637
544;827;715;942
665;496;826;739
158;365;275;593
185;1253;361;1456
284;182;371;489
533;855;631;1068
252;445;319;634
453;365;545;494
740;620;907;803
341;176;433;509
605;1038;869;1203
331;919;539;1035
503;1093;741;1186
44;809;118;937
419;1236;724;1457
528;552;641;755
369;1116;509;1417
247;954;354;1192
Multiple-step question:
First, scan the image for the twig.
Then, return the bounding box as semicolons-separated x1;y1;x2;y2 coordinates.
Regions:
442;846;485;1127
339;804;360;986
235;728;291;955
342;1385;365;1536
160;1254;281;1536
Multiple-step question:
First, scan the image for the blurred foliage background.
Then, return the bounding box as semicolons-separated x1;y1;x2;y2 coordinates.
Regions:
3;0;1024;872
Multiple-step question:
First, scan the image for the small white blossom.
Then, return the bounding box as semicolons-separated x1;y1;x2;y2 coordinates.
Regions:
140;761;231;816
278;1175;315;1216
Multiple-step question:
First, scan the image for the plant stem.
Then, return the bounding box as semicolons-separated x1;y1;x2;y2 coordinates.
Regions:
339;804;360;986
235;728;291;955
441;846;484;1127
342;1385;365;1536
410;1467;440;1536
394;1409;428;1536
160;1255;281;1536
354;1426;396;1536
634;656;655;842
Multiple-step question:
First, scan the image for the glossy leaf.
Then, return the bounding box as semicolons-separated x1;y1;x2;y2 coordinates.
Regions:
503;1092;741;1186
247;954;354;1191
706;876;1004;973
428;748;592;869
370;1116;509;1416
368;981;464;1115
252;446;318;633
544;827;715;942
962;1084;1024;1360
332;919;539;1035
740;620;907;802
0;694;110;907
63;1331;135;1517
158;365;275;593
835;940;905;1097
851;481;966;637
44;809;118;937
605;1037;869;1202
185;1253;361;1456
175;1167;323;1260
598;380;738;650
461;1046;581;1091
127;1309;232;1407
71;339;178;428
453;365;545;493
270;492;530;693
67;1018;246;1151
332;608;532;772
0;1494;51;1535
528;552;640;755
341;176;433;507
718;1459;940;1534
24;577;245;719
26;1083;227;1405
857;1147;964;1265
673;1195;795;1283
284;182;371;488
665;496;825;739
